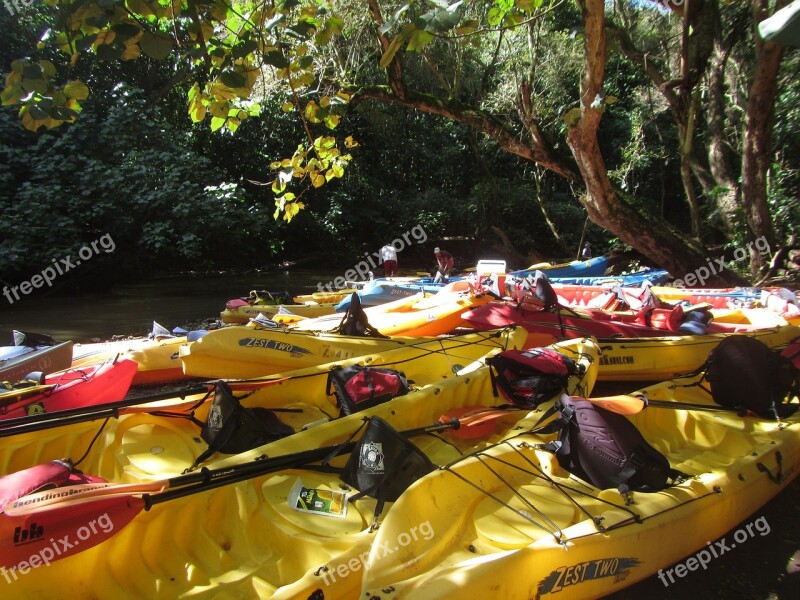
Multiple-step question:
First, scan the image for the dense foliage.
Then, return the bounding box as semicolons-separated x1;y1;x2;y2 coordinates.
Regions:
1;1;798;292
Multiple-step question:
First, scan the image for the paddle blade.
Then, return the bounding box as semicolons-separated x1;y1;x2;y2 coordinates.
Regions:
0;494;145;569
439;405;518;440
586;394;648;416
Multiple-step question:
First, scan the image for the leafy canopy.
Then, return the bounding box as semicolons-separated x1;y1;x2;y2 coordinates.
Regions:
2;0;556;220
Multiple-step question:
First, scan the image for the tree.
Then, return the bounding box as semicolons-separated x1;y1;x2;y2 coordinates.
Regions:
2;0;792;283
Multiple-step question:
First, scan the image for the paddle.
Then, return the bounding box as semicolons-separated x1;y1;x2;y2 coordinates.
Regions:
0;418;461;569
0;378;291;438
580;392;743;416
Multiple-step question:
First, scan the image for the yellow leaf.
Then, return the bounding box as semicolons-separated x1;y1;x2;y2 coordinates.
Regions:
281;101;294;112
5;71;22;86
121;43;141;60
209;101;228;118
324;114;340;129
344;135;359;148
310;172;325;188
190;103;206;123
380;34;404;69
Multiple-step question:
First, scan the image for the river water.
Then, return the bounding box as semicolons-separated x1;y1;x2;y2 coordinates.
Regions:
0;270;340;343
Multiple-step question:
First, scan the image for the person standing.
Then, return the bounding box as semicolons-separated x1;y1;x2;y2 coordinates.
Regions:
380;243;398;277
433;247;454;283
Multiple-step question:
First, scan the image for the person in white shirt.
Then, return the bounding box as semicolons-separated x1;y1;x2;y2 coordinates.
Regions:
380;244;398;277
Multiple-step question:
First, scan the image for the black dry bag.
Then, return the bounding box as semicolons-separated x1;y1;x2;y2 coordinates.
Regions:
339;416;434;520
192;381;294;467
705;335;799;420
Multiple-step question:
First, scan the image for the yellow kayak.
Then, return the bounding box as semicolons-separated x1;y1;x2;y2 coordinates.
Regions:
359;370;799;599
0;334;598;600
72;336;193;385
221;302;337;324
293;289;360;304
595;323;799;381
179;326;521;380
292;289;495;337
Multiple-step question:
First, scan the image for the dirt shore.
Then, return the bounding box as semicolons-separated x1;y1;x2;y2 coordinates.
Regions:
608;473;800;599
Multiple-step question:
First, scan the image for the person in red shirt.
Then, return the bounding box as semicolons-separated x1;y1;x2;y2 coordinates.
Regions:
380;244;398;277
433;247;454;283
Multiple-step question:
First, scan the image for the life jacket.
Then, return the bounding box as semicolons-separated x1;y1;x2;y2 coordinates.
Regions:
531;395;685;495
0;459;107;512
486;348;581;407
326;365;410;417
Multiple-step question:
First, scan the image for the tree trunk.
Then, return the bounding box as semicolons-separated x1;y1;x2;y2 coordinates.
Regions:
741;0;784;276
532;166;571;255
352;0;750;285
566;0;748;285
705;31;741;234
678;89;702;238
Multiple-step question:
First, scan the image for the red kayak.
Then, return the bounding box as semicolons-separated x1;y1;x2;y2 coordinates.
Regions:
462;290;780;349
0;359;138;421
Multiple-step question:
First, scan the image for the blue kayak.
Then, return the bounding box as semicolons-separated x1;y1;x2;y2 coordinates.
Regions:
546;268;671;286
334;279;445;311
509;256;609;278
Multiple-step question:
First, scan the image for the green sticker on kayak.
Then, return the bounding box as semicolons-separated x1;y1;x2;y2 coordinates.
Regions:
289;478;348;519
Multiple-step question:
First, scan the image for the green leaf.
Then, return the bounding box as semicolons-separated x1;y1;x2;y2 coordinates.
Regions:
232;39;258;59
406;29;434;52
22;64;43;80
97;43;125;61
263;51;290;69
219;72;246;88
38;60;56;77
50;106;79;121
64;80;89;100
21;78;48;94
28;105;49;120
416;2;464;33
563;107;582;127
140;32;173;60
289;22;316;39
75;34;98;53
487;7;504;26
1;87;25;106
86;16;110;29
210;116;226;132
112;23;141;42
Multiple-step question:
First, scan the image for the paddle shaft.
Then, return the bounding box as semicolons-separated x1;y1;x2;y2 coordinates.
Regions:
0;379;298;437
143;419;460;508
